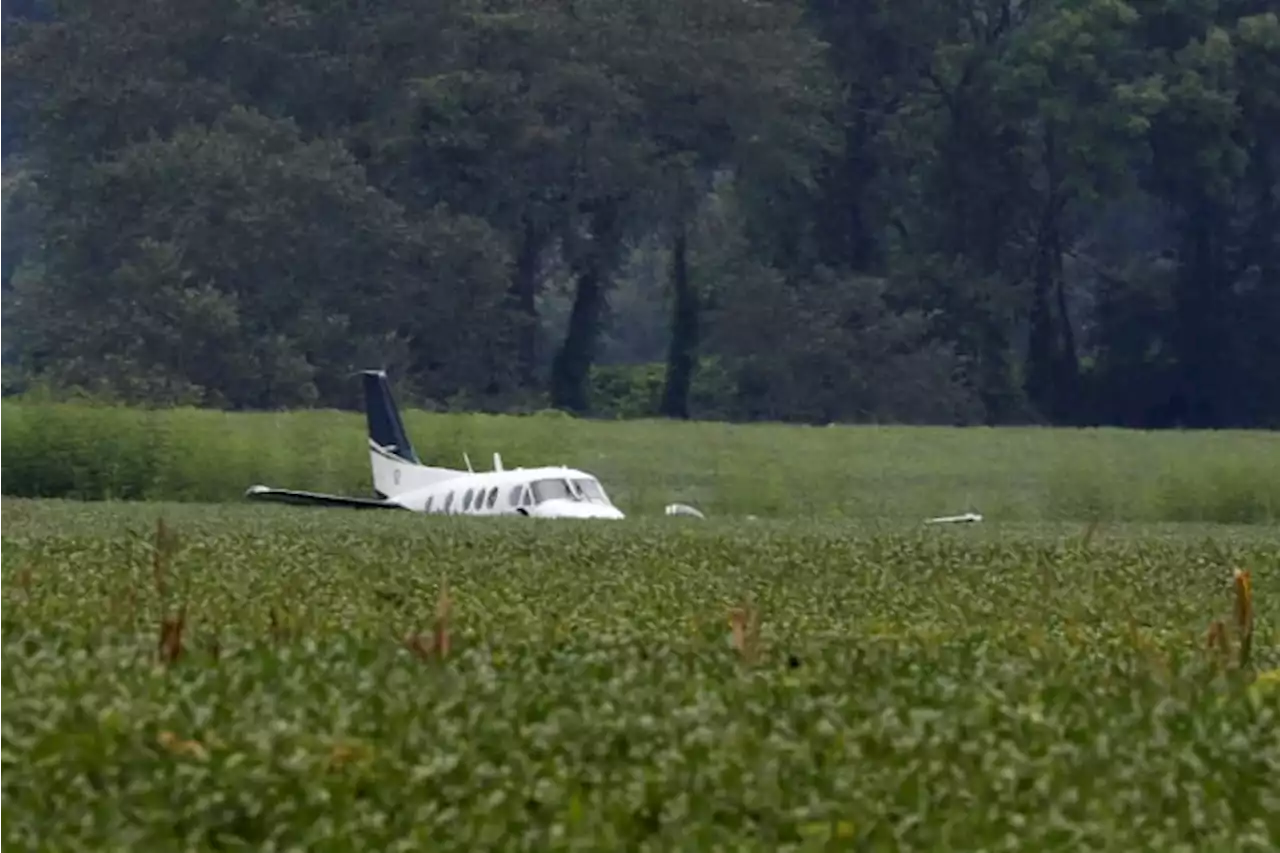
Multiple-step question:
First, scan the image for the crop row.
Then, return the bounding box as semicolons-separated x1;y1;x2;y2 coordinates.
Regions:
3;501;1279;849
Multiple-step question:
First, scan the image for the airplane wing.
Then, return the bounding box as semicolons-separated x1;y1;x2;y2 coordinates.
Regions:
243;485;409;511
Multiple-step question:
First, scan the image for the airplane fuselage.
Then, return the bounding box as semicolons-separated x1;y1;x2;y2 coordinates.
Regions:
381;462;625;520
244;369;626;519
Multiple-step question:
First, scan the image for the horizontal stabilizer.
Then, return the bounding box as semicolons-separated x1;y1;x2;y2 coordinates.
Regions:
243;485;407;511
923;511;983;524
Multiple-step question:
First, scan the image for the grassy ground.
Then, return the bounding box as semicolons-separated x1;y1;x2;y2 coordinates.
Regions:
4;400;1280;522
3;499;1278;850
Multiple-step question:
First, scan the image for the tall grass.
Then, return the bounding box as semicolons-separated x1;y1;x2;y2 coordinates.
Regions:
3;400;1279;522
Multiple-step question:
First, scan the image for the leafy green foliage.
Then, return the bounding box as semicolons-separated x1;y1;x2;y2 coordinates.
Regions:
5;106;514;409
589;360;736;421
2;501;1278;850
4;0;1280;427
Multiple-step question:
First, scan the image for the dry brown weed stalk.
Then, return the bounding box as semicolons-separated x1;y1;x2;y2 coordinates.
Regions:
15;566;33;597
157;730;208;761
269;606;289;643
1234;569;1253;668
729;601;760;665
151;517;180;600
403;578;452;662
1206;569;1257;672
158;604;187;665
1206;619;1230;662
150;517;190;665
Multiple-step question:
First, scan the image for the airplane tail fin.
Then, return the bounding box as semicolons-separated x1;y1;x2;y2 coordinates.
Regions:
361;369;419;464
359;369;456;497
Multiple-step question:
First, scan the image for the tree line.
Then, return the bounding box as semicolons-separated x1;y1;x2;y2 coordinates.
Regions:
3;0;1278;427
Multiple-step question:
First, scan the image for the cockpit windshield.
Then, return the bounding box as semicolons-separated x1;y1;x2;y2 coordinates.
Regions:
528;477;613;505
530;478;574;503
572;478;609;504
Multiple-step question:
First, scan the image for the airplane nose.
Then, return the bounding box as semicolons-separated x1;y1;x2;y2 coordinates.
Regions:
532;501;625;520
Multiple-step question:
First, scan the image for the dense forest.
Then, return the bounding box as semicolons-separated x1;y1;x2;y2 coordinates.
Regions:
3;0;1278;427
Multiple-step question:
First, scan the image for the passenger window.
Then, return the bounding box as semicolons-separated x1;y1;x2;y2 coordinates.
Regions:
508;486;522;506
444;492;454;512
487;487;498;508
426;496;434;512
463;489;473;510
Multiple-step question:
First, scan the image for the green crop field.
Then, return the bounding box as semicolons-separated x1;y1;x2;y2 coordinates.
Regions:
3;404;1279;847
2;498;1278;850
4;400;1280;523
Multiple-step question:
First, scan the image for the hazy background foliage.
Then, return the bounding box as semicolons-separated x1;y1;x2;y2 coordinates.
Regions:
3;0;1278;428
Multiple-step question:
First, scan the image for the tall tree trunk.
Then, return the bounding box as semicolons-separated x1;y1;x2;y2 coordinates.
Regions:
1025;248;1056;421
1024;128;1078;423
1243;139;1280;426
1173;193;1228;428
1261;152;1280;426
1025;225;1081;424
549;200;622;413
509;217;543;387
1050;220;1079;420
660;223;697;419
812;111;879;272
1032;207;1082;423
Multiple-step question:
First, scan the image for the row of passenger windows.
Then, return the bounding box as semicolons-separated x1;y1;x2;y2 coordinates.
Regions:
425;484;533;514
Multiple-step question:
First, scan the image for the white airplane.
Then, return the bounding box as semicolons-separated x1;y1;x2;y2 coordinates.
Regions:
244;369;626;519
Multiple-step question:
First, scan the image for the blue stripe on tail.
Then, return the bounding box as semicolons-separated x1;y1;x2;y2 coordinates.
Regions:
359;370;420;464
